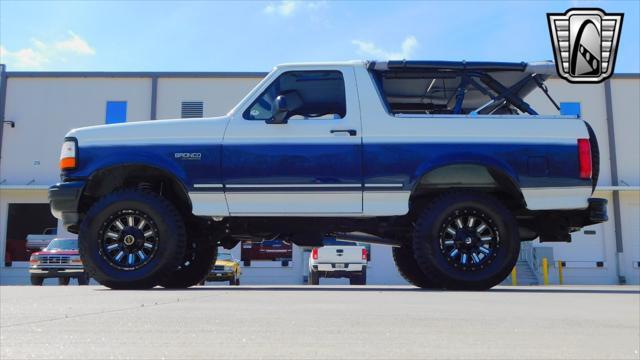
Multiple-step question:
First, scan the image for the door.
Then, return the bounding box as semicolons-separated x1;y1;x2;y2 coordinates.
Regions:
222;67;363;215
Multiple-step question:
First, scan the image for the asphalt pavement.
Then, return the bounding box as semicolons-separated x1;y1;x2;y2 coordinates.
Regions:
1;285;639;359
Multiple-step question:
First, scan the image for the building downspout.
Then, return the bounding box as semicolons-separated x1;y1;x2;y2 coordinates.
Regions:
0;64;7;167
150;76;158;120
604;79;626;285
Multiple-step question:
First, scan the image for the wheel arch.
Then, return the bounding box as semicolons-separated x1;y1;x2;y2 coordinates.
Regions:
409;156;525;212
80;163;192;215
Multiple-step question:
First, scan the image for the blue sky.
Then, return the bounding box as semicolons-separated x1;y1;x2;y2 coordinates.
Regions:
1;0;638;73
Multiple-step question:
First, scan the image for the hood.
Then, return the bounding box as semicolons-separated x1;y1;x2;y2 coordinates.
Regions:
33;250;79;256
67;116;230;147
215;260;237;267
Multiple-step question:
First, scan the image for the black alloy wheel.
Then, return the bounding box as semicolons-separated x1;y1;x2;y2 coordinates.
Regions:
438;209;500;272
99;211;160;270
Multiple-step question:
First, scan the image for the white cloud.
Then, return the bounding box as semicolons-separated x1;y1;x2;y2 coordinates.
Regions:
54;31;95;55
264;1;298;16
0;31;95;69
264;1;326;17
352;35;419;60
0;45;50;67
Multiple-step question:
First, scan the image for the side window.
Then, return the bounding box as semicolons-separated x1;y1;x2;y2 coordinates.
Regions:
243;70;346;121
105;101;127;124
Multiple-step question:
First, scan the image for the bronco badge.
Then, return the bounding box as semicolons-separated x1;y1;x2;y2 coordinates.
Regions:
174;152;202;160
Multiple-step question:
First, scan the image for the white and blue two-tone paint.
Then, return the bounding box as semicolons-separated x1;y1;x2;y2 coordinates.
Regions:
62;61;593;217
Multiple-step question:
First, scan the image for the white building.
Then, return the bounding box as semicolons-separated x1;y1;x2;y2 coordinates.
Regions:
0;63;638;286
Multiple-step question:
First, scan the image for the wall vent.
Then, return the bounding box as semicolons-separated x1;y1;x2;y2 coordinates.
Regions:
181;101;204;118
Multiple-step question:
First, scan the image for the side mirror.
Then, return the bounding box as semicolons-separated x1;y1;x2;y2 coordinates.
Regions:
267;95;289;124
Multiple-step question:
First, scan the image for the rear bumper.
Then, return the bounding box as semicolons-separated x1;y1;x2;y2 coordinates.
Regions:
312;263;366;272
586;198;608;224
521;197;608;242
49;181;85;233
312;268;366;279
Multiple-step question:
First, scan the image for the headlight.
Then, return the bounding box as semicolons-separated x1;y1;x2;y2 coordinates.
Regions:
29;255;39;266
59;139;77;170
70;255;82;265
224;266;233;271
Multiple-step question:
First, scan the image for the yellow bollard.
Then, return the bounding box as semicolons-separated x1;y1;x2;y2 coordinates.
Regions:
557;260;564;285
511;267;517;286
542;257;549;285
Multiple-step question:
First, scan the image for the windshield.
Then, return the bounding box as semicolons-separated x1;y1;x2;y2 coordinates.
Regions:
45;239;78;251
217;253;233;261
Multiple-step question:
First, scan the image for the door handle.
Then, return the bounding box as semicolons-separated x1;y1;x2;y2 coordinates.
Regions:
330;129;357;136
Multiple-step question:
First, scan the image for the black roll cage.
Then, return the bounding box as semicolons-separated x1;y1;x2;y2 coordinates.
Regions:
369;61;560;115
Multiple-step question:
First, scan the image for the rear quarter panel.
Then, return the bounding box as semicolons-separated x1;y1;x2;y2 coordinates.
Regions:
353;67;592;211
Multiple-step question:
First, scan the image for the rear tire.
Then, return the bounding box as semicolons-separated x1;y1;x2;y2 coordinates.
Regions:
30;276;44;286
58;277;70;286
412;191;520;290
79;189;186;290
392;245;441;289
350;268;367;285
309;270;319;285
160;236;217;289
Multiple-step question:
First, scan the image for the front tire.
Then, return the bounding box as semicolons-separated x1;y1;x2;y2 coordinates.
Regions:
412;191;520;290
77;273;89;285
58;277;70;286
392;245;442;289
30;276;44;286
79;189;186;290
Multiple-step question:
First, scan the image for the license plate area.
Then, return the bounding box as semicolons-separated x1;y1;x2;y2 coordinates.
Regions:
335;264;345;269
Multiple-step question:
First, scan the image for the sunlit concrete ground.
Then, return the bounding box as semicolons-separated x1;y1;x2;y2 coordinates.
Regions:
1;285;639;360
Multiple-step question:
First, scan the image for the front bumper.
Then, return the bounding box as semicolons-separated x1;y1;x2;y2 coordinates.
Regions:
49;181;85;233
29;268;85;278
206;271;235;281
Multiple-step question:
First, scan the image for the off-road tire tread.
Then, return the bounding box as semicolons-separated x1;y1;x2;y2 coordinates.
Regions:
160;238;217;289
412;191;520;291
80;189;186;290
392;245;442;289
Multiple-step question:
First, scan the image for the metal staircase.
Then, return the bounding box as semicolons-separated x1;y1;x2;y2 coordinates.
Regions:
502;242;540;285
514;261;539;285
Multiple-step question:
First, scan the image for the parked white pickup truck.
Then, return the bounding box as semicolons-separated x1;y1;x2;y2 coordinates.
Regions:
309;238;368;285
49;60;607;290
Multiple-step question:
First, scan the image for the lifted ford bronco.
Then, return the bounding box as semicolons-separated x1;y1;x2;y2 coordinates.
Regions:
49;60;607;290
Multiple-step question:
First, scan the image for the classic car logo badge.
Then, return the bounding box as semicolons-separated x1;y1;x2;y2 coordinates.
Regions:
547;8;623;83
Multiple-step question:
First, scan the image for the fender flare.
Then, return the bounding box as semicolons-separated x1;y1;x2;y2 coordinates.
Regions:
410;153;523;201
82;159;192;211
